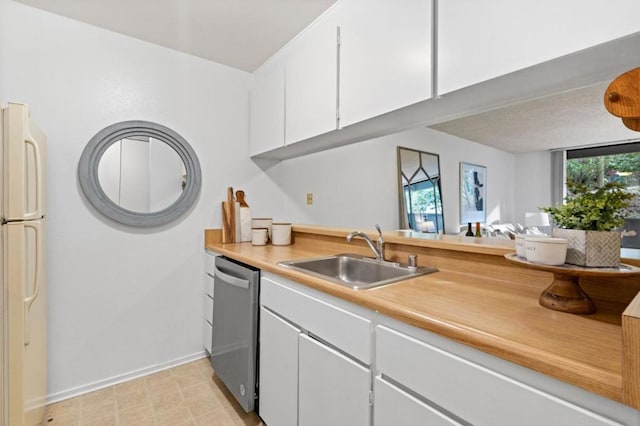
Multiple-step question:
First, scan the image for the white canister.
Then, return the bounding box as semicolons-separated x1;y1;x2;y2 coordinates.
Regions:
525;236;568;266
251;228;269;246
251;218;272;241
271;222;292;246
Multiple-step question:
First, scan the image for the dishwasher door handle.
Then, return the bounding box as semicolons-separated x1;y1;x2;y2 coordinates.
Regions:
214;266;250;289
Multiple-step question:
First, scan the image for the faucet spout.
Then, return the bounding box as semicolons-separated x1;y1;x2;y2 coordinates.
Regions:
347;225;385;261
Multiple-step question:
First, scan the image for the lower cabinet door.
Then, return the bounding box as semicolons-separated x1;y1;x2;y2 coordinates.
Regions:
298;334;371;426
374;376;463;426
259;307;300;426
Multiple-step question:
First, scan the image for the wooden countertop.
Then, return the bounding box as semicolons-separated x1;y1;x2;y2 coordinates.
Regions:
205;225;640;407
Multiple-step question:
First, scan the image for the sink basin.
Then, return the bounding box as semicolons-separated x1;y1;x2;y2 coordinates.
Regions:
278;253;437;290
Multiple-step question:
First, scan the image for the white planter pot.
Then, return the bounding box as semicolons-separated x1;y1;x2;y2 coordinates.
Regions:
551;228;621;267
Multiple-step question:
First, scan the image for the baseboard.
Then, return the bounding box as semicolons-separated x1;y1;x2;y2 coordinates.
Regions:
46;350;208;404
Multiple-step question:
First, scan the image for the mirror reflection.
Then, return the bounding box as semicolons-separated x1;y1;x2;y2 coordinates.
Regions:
397;146;444;233
97;137;186;212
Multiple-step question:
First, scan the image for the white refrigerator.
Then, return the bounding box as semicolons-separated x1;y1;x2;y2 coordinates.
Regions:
0;103;47;426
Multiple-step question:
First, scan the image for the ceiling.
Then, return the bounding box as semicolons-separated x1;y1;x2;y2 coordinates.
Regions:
430;81;640;153
15;0;338;72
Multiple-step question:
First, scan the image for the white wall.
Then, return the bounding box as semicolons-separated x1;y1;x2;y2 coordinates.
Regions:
514;151;553;224
0;0;297;401
263;126;517;234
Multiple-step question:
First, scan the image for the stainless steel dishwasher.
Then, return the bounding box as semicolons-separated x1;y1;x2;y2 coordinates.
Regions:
211;256;260;413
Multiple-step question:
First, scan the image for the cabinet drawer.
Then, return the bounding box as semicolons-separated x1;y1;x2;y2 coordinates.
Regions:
203;294;213;324
204;251;217;276
203;320;212;354
376;325;622;426
204;273;214;298
261;276;371;364
374;376;462;426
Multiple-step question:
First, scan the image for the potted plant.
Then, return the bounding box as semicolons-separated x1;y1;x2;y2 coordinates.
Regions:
540;181;633;267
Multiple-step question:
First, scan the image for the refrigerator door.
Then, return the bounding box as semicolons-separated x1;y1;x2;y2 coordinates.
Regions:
1;225;5;426
2;103;47;221
5;220;46;426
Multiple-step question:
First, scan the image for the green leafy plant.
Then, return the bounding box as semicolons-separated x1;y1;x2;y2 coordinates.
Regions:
540;181;634;231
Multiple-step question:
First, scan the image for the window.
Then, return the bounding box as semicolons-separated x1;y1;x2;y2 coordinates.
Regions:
403;179;444;232
562;142;640;249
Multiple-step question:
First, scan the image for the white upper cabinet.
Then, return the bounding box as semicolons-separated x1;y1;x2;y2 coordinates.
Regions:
340;0;433;127
285;5;341;145
438;0;640;95
250;0;640;160
249;55;285;156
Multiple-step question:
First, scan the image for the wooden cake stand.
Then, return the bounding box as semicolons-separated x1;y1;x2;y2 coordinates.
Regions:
504;253;640;315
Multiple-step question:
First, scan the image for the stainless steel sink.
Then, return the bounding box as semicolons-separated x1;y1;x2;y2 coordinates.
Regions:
278;253;437;290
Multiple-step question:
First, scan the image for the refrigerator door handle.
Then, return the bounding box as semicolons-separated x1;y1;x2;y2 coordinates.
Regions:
214;266;250;289
23;221;41;346
23;130;43;220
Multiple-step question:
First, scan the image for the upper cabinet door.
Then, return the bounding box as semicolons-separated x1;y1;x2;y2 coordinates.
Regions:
438;0;640;95
340;0;433;128
249;55;285;157
285;5;340;145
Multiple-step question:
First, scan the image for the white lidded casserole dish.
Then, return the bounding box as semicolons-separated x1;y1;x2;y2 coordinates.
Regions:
525;236;568;266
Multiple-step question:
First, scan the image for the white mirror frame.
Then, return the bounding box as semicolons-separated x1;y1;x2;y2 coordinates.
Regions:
78;120;201;227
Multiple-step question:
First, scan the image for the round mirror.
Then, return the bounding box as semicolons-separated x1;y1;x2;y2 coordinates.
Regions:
97;136;186;212
78;121;201;227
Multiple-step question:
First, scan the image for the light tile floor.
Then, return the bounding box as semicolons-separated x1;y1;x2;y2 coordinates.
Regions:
44;357;264;426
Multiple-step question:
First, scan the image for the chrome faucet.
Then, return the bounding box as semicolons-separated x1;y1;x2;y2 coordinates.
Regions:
347;224;385;261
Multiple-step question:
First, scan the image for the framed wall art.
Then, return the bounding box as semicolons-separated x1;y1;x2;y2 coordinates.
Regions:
459;162;486;224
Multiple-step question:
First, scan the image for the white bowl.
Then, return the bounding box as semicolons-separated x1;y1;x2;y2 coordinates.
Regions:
525;236;568;266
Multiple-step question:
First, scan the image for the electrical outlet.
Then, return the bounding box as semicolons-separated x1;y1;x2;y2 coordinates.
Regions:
306;193;313;205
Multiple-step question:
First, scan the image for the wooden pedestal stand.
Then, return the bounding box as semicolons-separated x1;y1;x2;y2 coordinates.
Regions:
505;254;640;315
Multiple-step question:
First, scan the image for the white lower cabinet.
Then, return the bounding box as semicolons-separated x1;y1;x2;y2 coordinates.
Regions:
203;251;216;353
258;272;640;426
259;307;300;426
259;274;373;426
202;301;212;354
298;334;371;426
374;377;462;426
376;324;632;426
